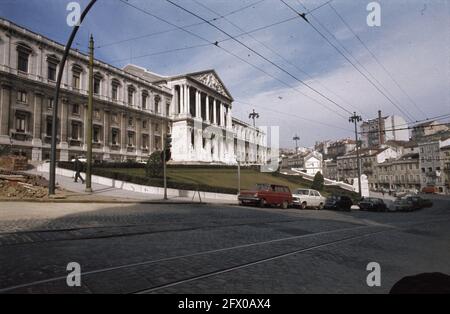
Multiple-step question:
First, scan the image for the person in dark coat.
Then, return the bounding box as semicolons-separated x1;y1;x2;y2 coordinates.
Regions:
74;157;85;184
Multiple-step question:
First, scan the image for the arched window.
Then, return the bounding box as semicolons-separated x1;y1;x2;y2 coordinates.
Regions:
111;79;121;101
17;43;32;73
46;54;60;81
127;85;135;106
141;90;148;109
72;64;83;90
93;72;103;95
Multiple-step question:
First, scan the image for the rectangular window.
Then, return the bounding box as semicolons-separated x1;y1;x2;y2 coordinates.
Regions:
18;51;29;73
48;98;54;110
71;123;80;140
93;126;101;143
94;77;101;95
112;129;119;145
17;91;27;103
15;114;26;133
142;120;147;129
142;93;147;109
128;90;134;106
128;132;135;146
46;119;53;137
142;135;148;149
72;72;80;89
112;83;119;101
48;62;57;81
72;104;80;115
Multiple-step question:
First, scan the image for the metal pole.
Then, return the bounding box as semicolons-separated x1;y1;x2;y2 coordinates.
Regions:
48;0;97;195
163;147;167;200
237;160;241;195
349;112;363;198
85;35;94;192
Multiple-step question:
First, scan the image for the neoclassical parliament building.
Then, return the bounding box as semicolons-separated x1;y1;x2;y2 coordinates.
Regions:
0;18;268;165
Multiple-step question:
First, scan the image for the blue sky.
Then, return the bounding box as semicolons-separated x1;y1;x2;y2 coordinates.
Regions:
1;0;449;148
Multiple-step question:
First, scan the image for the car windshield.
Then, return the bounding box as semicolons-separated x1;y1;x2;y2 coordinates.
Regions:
255;184;271;191
294;189;309;195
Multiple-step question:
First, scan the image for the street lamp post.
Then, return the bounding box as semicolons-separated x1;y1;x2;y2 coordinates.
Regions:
293;134;300;152
85;35;94;193
349;112;363;198
48;0;98;195
248;109;260;127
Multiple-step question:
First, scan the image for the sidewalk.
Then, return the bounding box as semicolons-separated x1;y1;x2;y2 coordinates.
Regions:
24;169;238;205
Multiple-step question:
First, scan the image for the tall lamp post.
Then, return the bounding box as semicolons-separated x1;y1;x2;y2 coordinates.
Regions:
349;112;363;198
248;109;260;127
48;0;97;195
293;134;300;153
85;35;94;192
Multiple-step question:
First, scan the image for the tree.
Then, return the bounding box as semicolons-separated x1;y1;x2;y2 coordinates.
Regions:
311;171;324;191
146;151;163;178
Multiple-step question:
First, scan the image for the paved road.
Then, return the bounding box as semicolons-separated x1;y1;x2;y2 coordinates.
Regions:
0;197;449;294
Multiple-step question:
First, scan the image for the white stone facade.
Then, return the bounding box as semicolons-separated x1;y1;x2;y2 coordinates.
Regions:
0;19;267;165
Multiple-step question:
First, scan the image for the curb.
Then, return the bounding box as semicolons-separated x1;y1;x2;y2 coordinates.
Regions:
0;198;239;205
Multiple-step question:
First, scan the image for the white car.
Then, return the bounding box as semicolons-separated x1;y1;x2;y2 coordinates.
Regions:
292;188;326;209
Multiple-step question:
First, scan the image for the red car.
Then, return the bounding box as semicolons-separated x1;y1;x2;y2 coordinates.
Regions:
238;184;293;209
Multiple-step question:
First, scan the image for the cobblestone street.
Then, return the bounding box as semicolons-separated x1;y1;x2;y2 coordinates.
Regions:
0;197;449;294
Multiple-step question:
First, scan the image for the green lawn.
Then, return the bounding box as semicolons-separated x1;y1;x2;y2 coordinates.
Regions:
106;167;306;191
102;167;357;198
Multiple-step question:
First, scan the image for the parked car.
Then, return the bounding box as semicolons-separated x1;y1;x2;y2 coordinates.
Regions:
238;184;293;209
405;196;433;210
422;186;437;194
323;195;353;211
393;198;414;212
292;188;326;209
359;198;388;212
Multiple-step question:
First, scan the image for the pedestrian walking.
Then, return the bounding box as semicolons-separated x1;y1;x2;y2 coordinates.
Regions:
74;157;85;184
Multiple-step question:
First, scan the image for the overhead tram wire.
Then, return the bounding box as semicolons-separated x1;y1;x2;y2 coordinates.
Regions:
234;100;354;133
292;0;417;122
117;0;351;120
191;0;365;116
328;3;428;120
108;43;213;64
279;0;416;122
96;0;267;49
165;0;355;117
295;2;418;123
293;0;417;123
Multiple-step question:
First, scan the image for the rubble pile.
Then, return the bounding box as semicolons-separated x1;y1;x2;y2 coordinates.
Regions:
0;171;49;199
0;155;28;171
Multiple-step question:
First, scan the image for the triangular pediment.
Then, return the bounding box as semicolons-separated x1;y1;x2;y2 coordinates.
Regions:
189;70;233;100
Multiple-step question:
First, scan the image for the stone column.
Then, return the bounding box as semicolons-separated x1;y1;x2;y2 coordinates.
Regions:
196;90;202;119
0;84;11;139
186;85;190;115
180;85;184;115
205;95;210;123
220;103;225;127
32;92;43;161
213;98;217;125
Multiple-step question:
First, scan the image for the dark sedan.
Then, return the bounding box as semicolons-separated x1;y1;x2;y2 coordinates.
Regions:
323;195;353;211
359;198;388;212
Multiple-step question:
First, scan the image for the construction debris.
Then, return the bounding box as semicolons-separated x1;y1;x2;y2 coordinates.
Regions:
0;170;50;199
0;155;28;171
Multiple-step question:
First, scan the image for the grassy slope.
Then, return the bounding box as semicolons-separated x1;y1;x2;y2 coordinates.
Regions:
104;167;358;199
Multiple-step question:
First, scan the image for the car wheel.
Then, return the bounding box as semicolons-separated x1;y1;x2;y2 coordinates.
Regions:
259;199;266;208
301;202;307;209
281;201;288;209
317;203;323;210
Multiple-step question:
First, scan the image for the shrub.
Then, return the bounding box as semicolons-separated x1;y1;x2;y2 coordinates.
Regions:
146;151;163;178
311;172;325;191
